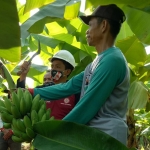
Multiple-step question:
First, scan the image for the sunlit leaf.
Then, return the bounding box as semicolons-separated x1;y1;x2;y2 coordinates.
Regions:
24;0;55;14
0;0;21;62
64;0;81;20
116;35;147;67
0;47;21;62
128;81;149;109
123;5;150;45
18;5;30;24
21;0;70;40
116;21;134;41
12;63;48;83
85;0;150;9
31;34;61;48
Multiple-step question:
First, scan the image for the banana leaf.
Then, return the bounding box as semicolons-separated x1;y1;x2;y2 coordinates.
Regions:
33;120;135;150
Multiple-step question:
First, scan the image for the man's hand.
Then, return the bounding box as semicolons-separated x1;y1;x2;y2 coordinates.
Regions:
20;61;31;75
1;128;13;140
19;61;31;81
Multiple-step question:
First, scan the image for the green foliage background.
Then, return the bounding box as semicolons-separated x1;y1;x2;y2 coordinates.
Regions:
0;0;150;149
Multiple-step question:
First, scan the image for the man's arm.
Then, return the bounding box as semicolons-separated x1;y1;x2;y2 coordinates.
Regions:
33;71;84;100
63;55;126;124
17;61;30;88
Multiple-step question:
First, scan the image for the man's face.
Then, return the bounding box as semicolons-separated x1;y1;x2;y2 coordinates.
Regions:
51;59;66;72
86;17;102;46
43;72;52;85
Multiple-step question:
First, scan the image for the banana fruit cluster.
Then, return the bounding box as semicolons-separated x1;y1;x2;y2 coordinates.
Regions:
0;88;53;142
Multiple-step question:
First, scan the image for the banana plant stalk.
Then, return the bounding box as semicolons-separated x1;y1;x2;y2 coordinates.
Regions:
0;61;16;92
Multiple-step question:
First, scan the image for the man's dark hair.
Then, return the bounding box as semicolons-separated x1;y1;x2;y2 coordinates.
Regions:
96;17;121;38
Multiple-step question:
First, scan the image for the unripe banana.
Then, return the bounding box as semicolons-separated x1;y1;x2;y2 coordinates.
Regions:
12;118;19;130
23;90;32;112
12;124;32;142
39;100;45;106
41;113;47;122
1;111;13;123
46;108;51;120
49;116;54;120
17;119;26;133
3;122;11;129
41;101;46;110
12;125;23;137
11;104;22;119
38;107;45;121
17;88;24;100
3;96;12;114
23;115;32;130
31;97;40;112
21;132;32;142
11;92;20;111
20;97;27;116
31;110;39;125
0;106;8;113
12;135;24;142
0;99;5;107
26;127;36;139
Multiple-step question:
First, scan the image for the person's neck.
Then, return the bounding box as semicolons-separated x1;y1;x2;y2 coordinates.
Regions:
96;36;115;54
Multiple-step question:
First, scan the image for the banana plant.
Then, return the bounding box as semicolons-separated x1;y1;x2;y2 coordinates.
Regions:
0;61;16;92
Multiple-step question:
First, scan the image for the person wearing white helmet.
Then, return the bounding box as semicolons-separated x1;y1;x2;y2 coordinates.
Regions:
48;50;76;84
17;50;80;120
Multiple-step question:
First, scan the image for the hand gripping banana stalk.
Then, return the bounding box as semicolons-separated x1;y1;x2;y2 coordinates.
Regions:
0;88;54;143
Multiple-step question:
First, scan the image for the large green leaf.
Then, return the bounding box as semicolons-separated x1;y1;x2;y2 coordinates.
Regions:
116;35;147;67
21;0;70;40
85;0;150;9
11;63;48;83
123;5;150;45
64;0;81;20
33;120;131;150
0;0;21;62
31;34;61;49
116;21;134;41
0;48;21;62
18;5;30;24
128;80;149;109
24;0;55;14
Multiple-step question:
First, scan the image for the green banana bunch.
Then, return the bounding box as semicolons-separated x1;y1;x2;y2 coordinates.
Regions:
0;88;55;143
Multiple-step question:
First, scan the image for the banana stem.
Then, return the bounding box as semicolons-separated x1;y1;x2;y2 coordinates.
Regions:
0;61;16;92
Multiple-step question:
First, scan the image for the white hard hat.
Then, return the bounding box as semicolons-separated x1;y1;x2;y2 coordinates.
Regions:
49;50;76;68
